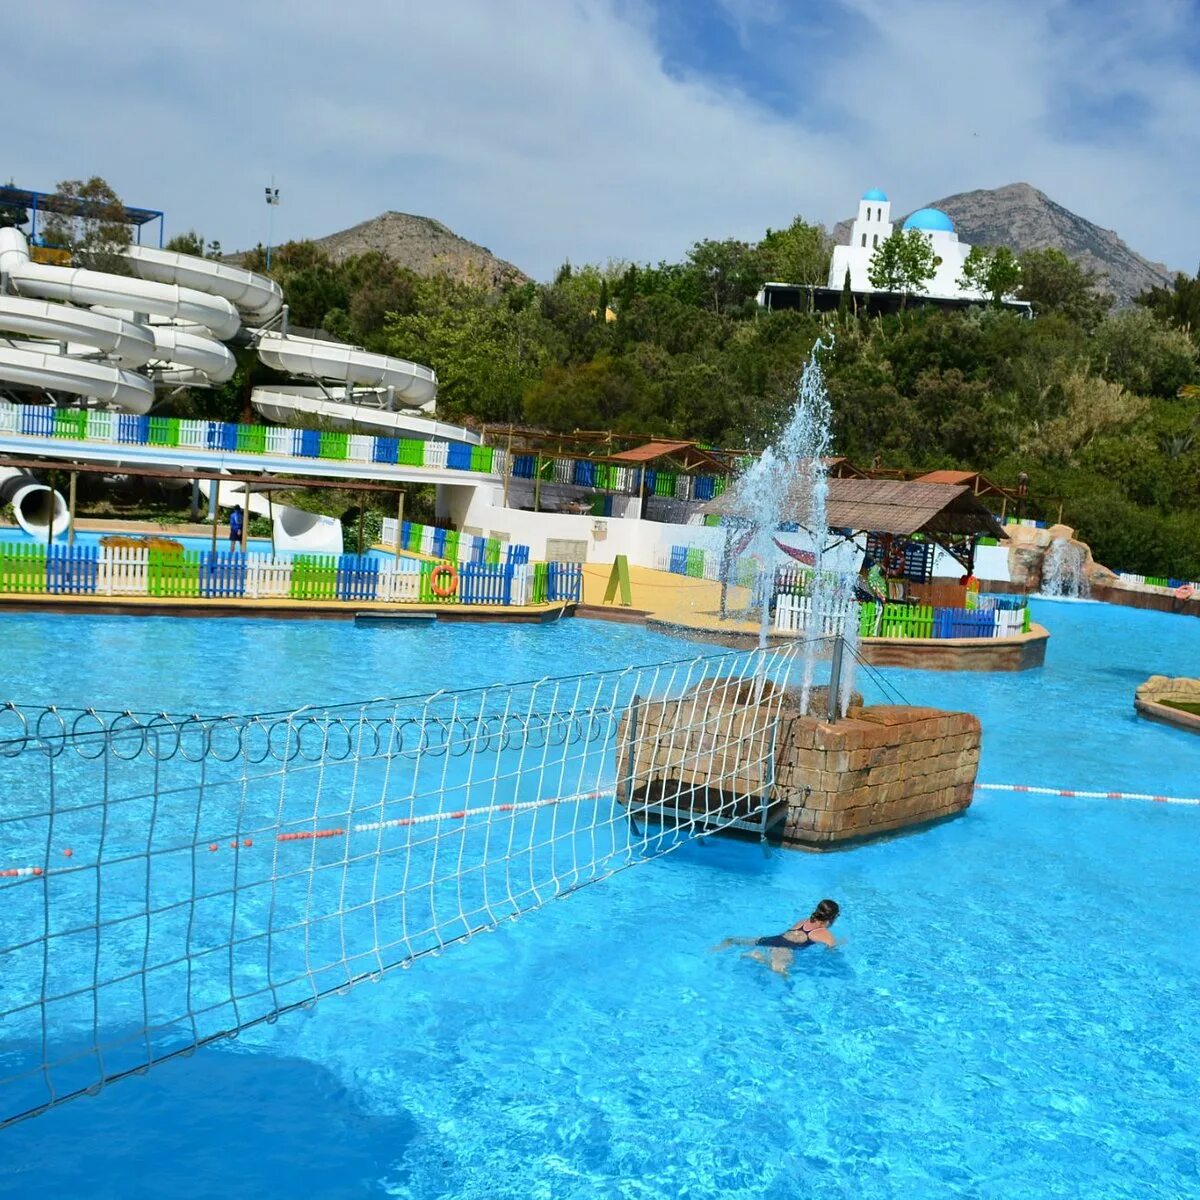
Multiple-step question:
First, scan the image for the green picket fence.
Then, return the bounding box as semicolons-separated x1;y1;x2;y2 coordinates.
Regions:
0;545;48;593
237;424;267;454
878;602;934;639
52;409;88;439
685;547;705;578
530;562;549;605
289;555;338;600
147;550;200;597
147;417;181;448
397;439;425;467
319;431;348;461
470;445;494;473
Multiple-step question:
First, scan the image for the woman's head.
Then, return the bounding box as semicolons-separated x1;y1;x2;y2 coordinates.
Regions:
810;898;840;925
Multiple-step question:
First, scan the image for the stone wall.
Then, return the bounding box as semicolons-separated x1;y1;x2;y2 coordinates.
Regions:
615;677;981;849
1134;676;1200;734
777;705;981;848
858;625;1048;672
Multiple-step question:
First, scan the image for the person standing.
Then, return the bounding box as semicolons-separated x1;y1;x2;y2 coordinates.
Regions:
229;504;244;552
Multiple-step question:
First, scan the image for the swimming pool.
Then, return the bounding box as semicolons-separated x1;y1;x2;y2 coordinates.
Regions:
1;604;1197;1198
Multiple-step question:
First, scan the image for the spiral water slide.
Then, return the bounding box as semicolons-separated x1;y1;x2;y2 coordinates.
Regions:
0;227;450;543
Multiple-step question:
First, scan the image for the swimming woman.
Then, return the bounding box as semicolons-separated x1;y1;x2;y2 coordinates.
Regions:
713;898;840;975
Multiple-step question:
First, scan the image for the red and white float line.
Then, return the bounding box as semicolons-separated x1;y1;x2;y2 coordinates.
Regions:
8;783;1196;878
976;782;1200;807
4;789;614;874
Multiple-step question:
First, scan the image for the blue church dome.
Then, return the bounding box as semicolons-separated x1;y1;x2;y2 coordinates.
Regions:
903;207;955;233
862;187;888;201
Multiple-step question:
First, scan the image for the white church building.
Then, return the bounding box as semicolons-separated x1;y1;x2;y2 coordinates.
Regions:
827;188;986;301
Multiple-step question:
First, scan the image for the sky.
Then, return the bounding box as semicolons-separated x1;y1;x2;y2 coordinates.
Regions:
10;0;1200;279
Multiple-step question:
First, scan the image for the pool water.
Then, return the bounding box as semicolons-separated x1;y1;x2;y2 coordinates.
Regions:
1;603;1198;1198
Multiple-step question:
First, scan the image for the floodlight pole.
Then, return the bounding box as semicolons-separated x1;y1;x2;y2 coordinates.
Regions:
264;180;281;269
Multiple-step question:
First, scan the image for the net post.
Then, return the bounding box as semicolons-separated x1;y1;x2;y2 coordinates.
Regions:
826;633;845;724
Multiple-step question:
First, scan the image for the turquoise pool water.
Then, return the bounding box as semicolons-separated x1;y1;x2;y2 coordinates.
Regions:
1;603;1198;1198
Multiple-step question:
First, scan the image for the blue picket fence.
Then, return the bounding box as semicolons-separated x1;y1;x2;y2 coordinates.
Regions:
459;563;514;606
46;546;99;594
336;555;380;601
19;406;55;437
547;562;584;603
199;551;247;598
932;607;996;638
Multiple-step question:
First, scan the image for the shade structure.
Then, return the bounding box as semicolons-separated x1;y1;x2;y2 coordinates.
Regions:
700;477;1004;539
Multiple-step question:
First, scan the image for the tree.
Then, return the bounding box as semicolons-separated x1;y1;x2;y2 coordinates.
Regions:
1017;248;1113;329
837;267;853;321
1090;308;1198;398
686;238;764;316
0;181;27;230
1136;270;1200;338
39;176;132;273
959;245;1022;306
868;229;938;306
165;230;205;256
757;217;832;287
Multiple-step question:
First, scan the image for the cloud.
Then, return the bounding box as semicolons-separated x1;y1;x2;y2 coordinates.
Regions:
7;0;1197;278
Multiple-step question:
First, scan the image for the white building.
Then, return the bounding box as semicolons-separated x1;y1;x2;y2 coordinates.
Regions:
827;188;985;302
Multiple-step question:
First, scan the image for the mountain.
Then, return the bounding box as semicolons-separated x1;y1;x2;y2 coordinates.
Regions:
833;182;1175;307
246;211;529;289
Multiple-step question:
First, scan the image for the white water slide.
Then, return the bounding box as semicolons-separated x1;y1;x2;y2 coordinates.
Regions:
0;228;440;424
0;225;453;542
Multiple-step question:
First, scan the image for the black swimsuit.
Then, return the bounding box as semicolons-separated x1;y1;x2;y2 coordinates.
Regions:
756;924;816;951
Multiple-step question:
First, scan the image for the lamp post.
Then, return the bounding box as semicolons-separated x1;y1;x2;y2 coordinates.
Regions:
264;182;281;268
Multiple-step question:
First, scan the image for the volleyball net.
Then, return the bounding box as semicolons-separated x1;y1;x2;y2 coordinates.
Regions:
0;642;809;1128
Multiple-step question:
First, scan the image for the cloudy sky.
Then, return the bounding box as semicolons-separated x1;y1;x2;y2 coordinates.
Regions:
11;0;1198;278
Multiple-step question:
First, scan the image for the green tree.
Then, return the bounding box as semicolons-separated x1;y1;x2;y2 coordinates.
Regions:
757;217;832;287
1090;308;1198;398
1136;270;1200;338
686;238;764;315
40;176;132;273
867;229;938;306
959;245;1022;306
0;181;28;230
837;267;853;321
165;230;205;256
1017;248;1113;329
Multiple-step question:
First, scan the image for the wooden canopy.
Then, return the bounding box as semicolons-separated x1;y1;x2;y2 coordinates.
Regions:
606;440;729;473
701;477;1004;539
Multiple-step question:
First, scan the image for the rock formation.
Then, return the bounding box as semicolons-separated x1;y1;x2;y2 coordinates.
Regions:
1003;523;1115;593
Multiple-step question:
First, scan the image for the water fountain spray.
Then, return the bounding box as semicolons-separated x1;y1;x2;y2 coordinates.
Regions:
721;338;856;713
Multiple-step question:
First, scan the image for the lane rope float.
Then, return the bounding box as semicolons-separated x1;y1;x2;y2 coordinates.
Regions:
977;782;1200;807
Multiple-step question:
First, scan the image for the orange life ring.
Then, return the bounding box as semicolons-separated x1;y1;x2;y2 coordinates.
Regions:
430;562;458;598
1176;584;1194;600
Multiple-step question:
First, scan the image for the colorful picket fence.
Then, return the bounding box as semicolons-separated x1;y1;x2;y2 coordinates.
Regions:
379;518;531;567
0;400;505;481
529;561;584;604
1116;571;1200;594
1;401;739;505
854;600;1031;640
0;543;570;609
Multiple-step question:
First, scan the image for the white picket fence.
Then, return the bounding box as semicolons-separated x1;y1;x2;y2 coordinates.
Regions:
96;547;150;596
773;593;859;637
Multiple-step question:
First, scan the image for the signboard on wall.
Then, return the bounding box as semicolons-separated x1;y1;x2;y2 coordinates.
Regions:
545;538;588;563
